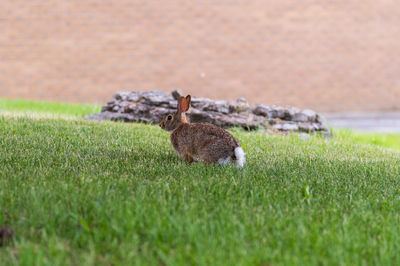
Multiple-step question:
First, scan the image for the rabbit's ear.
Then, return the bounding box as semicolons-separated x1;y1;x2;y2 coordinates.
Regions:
184;95;191;112
178;96;186;113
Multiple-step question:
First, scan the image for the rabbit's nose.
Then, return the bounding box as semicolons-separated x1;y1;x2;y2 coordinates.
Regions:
159;122;163;128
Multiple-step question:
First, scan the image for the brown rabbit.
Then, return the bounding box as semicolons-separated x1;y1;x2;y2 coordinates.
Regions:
159;95;246;167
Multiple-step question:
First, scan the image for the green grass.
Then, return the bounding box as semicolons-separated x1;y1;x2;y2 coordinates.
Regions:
0;97;100;118
1;98;400;265
1;114;400;265
2;97;400;151
335;129;400;150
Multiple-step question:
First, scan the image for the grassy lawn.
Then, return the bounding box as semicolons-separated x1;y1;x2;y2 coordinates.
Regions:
1;98;400;265
334;130;400;151
0;97;100;118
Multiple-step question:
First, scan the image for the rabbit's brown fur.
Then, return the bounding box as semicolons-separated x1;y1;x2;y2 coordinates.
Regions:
159;95;245;166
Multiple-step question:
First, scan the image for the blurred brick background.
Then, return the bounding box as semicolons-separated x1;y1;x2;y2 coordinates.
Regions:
1;0;400;112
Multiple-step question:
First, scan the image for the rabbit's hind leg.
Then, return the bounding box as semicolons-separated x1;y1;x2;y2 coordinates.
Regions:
184;153;194;163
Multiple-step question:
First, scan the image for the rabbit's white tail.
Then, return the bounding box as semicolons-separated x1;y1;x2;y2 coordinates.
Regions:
234;147;246;168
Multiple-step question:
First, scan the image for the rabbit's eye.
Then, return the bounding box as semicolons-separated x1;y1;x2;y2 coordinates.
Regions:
167;115;172;120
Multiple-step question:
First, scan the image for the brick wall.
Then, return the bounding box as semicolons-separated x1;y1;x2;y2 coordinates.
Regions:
1;0;400;112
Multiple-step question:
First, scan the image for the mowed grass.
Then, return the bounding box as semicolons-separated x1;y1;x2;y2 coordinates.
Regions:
2;97;400;151
0;97;100;118
334;130;400;151
1;98;400;265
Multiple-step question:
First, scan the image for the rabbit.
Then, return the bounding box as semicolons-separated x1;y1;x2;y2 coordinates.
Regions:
159;95;246;167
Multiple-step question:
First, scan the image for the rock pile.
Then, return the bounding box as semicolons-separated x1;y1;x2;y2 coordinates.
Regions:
85;90;330;135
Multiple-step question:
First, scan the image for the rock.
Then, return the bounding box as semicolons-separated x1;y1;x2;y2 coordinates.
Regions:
124;103;137;112
141;91;172;105
203;100;229;114
273;123;299;131
171;90;182;100
236;97;247;103
188;109;261;129
101;105;111;112
127;93;140;102
112;105;120;112
252;104;271;117
190;97;214;109
267;106;286;119
298;133;311;140
112;93;121;100
298;123;315;132
228;101;239;113
312;123;321;131
85;90;330;135
168;100;178;108
303;109;317;121
293;112;308;122
118;91;131;101
283;107;300;120
283;123;299;131
293;109;317;122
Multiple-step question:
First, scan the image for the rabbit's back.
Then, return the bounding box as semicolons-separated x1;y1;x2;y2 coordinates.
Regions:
171;123;239;163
